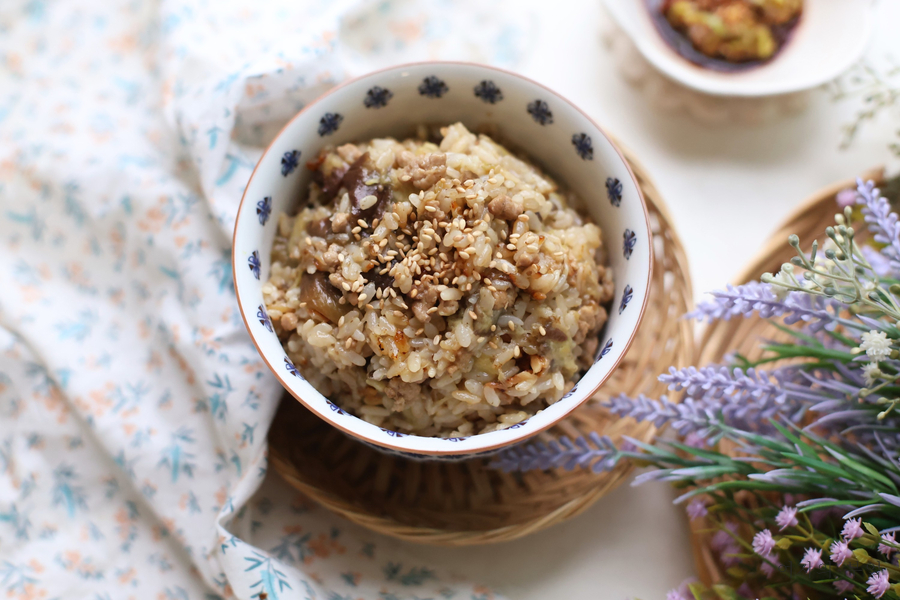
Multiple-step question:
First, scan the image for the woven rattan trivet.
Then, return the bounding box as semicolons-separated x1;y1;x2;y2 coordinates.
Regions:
268;149;695;545
688;168;884;585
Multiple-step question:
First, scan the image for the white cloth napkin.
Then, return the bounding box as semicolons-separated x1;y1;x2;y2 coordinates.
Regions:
0;1;534;598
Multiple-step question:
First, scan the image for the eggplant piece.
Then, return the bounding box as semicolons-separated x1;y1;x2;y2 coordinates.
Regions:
299;271;347;323
342;153;391;221
305;217;332;239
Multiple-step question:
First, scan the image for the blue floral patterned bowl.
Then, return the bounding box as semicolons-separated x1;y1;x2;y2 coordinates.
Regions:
233;62;652;459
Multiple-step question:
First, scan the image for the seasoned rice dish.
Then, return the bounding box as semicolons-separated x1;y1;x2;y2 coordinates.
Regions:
263;123;614;437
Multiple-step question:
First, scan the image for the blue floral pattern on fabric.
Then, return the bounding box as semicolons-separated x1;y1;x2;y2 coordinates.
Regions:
418;76;448;98
364;86;393;108
248;250;261;279
317;113;343;136
572;133;593;160
473;80;503;103
606;177;623;207
527;99;553;125
256;196;272;225
280;150;300;176
623;229;636;260
619;285;634;315
0;1;525;598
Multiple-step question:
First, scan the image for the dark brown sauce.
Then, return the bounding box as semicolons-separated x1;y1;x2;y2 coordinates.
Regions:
646;0;801;73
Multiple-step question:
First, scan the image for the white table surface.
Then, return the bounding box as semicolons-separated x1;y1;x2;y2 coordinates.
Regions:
278;2;900;598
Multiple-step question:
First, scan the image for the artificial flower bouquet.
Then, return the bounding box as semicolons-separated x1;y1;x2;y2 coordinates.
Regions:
495;179;900;599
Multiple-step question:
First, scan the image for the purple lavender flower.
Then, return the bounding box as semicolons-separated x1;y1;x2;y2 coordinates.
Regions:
752;529;776;557
857;178;900;273
878;532;896;558
603;394;723;439
800;547;823;572
490;432;617;473
686;499;708;520
687;282;845;332
775;506;798;530
604;362;845;440
841;517;864;540
830;540;852;566
867;569;891;598
862;245;894;277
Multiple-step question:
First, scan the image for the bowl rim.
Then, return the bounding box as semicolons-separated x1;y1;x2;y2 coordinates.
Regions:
232;60;654;455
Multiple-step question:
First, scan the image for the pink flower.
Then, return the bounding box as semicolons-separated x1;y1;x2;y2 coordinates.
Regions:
878;532;896;558
842;517;864;540
753;529;776;558
867;569;890;598
836;188;858;208
686;499;708;521
800;547;823;572
830;540;852;566
711;523;742;565
710;523;738;550
683;432;707;449
665;578;695;600
775;506;798;531
760;555;781;578
834;576;855;594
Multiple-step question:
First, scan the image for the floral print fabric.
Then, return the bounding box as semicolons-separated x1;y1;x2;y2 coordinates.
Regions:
0;0;531;598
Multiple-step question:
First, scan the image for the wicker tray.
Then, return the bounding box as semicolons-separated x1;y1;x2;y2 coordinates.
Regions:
268;149;695;545
689;168;885;586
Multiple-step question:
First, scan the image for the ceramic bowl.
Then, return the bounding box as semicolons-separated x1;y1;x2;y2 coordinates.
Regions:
233;62;652;458
604;0;876;97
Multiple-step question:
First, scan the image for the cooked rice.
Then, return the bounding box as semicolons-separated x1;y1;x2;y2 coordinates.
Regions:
264;123;614;437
